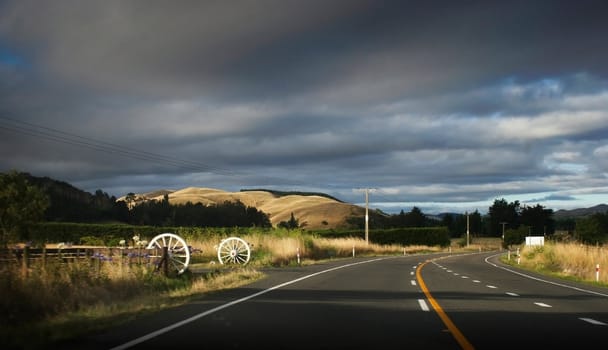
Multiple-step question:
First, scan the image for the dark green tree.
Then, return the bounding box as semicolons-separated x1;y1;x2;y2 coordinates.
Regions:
488;198;520;237
520;204;555;236
503;226;527;247
278;212;300;229
464;210;483;235
0;170;49;246
441;214;456;237
575;213;608;245
404;206;426;227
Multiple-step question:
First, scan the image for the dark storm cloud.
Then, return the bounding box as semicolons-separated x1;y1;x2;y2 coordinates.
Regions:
1;0;608;213
3;0;608;100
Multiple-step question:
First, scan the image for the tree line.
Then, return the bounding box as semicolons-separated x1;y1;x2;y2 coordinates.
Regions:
350;198;607;245
0;171;271;246
1;170;607;246
126;193;271;227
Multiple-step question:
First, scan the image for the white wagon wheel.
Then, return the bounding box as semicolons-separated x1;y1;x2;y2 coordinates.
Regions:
217;236;251;265
146;233;191;275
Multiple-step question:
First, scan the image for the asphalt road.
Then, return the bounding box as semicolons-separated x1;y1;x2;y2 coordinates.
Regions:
61;250;608;349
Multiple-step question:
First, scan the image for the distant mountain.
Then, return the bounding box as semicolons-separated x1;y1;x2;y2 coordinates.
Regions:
553;204;608;219
429;206;608;221
423;213;461;222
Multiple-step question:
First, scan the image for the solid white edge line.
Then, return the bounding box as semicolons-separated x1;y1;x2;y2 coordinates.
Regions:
109;257;389;350
484;252;608;298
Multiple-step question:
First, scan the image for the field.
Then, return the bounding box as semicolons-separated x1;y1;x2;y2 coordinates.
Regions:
1;233;605;349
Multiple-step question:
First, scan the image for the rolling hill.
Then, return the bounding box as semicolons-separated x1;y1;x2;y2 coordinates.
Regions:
117;187;367;230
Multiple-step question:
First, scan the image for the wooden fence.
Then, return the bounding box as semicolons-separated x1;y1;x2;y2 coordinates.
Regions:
0;245;171;276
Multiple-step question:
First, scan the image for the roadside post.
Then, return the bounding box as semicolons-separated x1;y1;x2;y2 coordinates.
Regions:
596;264;600;282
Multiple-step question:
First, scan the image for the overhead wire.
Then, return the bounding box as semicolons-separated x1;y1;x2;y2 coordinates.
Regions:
0;116;422;212
0;116;240;175
0;115;339;190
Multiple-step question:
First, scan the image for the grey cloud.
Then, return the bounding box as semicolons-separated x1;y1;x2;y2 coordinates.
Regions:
2;0;608;214
527;194;577;202
2;1;608;101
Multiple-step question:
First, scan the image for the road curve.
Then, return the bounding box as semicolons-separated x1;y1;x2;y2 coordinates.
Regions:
59;251;608;350
420;251;608;348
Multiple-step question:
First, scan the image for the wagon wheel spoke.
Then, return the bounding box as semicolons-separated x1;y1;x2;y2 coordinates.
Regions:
169;256;188;273
146;233;191;274
217;237;251;265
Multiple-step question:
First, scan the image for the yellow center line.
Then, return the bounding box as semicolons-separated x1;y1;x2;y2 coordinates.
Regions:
416;260;475;350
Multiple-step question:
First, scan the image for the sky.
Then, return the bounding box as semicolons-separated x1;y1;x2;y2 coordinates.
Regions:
1;0;608;215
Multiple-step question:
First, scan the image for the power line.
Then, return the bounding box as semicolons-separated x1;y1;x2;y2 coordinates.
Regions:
0;115;333;190
0;116;411;214
0;116;239;175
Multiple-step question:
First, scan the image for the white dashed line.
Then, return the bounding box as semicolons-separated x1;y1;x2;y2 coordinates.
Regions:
579;318;607;326
486;285;497;289
534;302;552;308
461;276;469;279
505;292;519;297
418;299;429;311
472;280;481;283
411;280;417;286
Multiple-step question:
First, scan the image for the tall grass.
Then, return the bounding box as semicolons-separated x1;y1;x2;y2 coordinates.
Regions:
511;241;608;285
187;231;447;267
0;254;263;348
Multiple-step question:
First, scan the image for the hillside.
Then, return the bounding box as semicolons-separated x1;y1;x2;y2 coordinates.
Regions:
117;187;366;230
553;204;608;219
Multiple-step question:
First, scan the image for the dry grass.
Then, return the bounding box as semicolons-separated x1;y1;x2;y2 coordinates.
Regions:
506;241;608;285
186;232;449;268
118;187;366;229
0;258;264;348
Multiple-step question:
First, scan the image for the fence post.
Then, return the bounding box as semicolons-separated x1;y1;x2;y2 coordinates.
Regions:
95;250;101;276
296;247;301;265
596;264;600;282
42;245;47;270
162;246;169;277
21;246;29;278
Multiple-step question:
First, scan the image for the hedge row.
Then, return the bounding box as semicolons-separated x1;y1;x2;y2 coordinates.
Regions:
23;222;450;248
24;222;263;247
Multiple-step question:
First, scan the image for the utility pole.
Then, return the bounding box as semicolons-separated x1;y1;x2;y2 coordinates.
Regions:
365;189;369;245
466;211;470;247
500;222;507;242
355;188;375;245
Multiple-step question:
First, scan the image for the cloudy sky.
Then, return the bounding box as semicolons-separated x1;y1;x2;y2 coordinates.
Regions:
1;0;608;214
